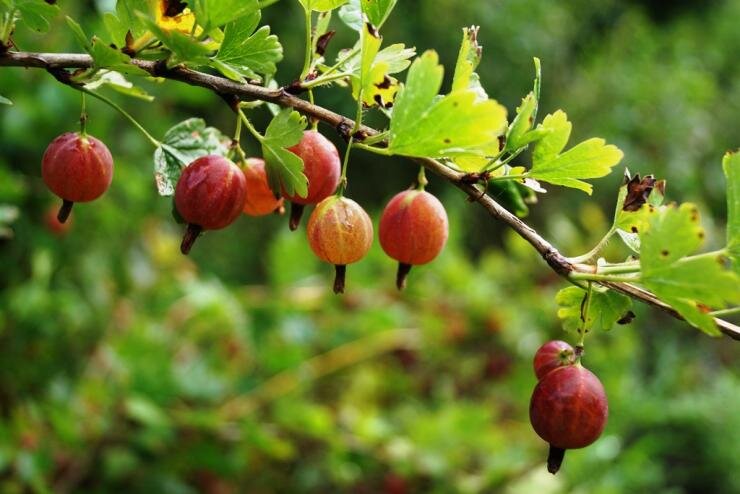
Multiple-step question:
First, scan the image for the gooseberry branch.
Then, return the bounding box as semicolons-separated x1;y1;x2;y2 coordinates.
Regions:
1;50;738;340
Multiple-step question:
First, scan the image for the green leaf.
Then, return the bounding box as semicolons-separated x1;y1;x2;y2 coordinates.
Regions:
300;0;348;12
640;203;740;336
0;95;12;105
338;42;415;77
84;71;154;101
213;12;283;82
451;26;486;100
338;0;397;29
115;0;152;39
532;111;570;164
528;124;624;195
153;118;231;196
388;51;507;158
724;150;740;273
66;16;148;76
556;286;632;333
505;92;541;152
188;0;260;31
15;0;58;33
262;109;308;197
141;15;213;68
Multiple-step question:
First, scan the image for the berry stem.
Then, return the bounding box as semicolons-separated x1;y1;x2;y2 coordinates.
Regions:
547;445;566;474
289;203;305;231
180;223;202;255
79;92;88;135
333;264;346;294
79;88;161;148
396;263;412;290
57;200;74;224
415;167;428;191
337;136;353;197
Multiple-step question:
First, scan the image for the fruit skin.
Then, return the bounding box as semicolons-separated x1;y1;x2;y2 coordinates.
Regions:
175;155;247;254
306;196;373;293
529;364;608;450
42;132;114;222
533;340;575;380
307;196;373;265
378;189;448;288
284;131;341;205
176;155;247;230
379;190;449;265
241;158;284;216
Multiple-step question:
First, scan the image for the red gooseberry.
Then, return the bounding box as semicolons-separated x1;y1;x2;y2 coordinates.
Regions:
175;155;247;254
306;196;373;293
378;189;449;289
42;132;114;223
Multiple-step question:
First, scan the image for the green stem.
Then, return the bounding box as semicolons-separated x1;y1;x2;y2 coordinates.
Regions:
238;109;266;143
594;263;641;275
569;272;641;283
568;227;617;264
576;282;593;354
300;5;313;80
489;173;528;182
79;88;160;148
79;92;88;135
301;71;353;89
416;166;428;190
484;147;525;173
232;110;247;163
317;46;360;79
710;307;740;317
353;142;391;155
337;136;354;196
1;9;17;45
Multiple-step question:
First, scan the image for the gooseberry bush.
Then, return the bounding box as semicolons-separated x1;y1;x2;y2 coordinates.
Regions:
1;0;739;477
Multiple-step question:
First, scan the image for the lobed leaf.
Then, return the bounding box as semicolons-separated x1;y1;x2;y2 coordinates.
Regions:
388;51;507;158
188;0;260;32
723;150;740;273
261;109;308;198
556;286;632;333
338;0;397;30
451;26;486;101
528;134;624;195
639;203;740;335
15;0;58;33
153;118;231;196
213;12;283;82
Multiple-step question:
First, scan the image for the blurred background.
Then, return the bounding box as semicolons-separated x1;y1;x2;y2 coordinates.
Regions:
1;0;739;492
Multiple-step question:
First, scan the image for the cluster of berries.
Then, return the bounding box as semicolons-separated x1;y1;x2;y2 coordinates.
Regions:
41;130;449;292
530;340;609;473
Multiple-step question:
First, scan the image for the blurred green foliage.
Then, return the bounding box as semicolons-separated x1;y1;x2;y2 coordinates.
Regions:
1;0;739;492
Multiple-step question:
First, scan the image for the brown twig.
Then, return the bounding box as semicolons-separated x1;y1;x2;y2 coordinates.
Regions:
2;50;738;340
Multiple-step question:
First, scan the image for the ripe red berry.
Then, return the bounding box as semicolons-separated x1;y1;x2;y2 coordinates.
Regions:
241;158;284;216
378;189;449;289
306;196;373;293
41;132;114;223
175;155;247;254
533;340;575;380
529;364;608;474
283;131;341;230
